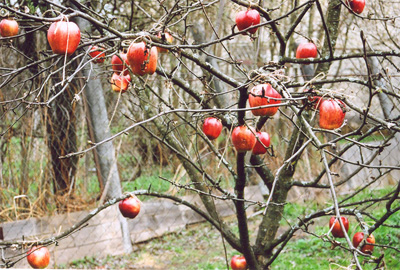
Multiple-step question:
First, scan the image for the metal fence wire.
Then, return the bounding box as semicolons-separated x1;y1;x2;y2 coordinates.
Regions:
1;44;399;267
1;1;400;268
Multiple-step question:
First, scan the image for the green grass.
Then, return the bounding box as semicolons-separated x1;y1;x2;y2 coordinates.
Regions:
273;211;400;269
338;132;386;145
58;187;400;269
122;170;174;195
75;175;101;196
59;216;400;269
274;187;400;269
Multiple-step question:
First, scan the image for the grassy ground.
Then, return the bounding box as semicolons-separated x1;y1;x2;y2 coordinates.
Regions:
59;216;400;269
59;188;400;270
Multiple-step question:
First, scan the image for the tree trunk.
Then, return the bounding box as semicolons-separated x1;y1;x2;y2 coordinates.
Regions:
254;1;343;267
46;79;78;203
134;82;242;252
191;23;230;109
369;57;398;120
315;0;342;76
73;8;133;254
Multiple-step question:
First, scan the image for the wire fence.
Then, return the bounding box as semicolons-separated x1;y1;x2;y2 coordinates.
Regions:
1;9;400;268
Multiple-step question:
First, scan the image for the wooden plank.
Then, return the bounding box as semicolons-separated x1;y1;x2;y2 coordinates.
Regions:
130;224;187;243
2;219;38;241
9;237;125;268
35;206;119;235
51;238;124;266
128;186;265;243
55;220;122;248
2;206;120;243
180;185;264;224
128;199;185;243
2;186;265;268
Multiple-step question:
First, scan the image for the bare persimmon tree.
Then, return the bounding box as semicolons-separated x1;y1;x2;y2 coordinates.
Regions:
1;0;400;269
